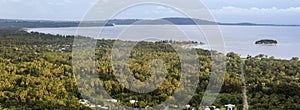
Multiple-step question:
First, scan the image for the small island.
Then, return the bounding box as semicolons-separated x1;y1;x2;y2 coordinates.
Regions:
255;39;278;45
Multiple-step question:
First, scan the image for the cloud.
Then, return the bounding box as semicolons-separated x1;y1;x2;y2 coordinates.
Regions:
201;0;300;9
0;0;299;24
12;0;21;2
64;0;72;3
0;0;21;3
152;6;183;17
0;0;99;20
213;6;300;13
210;6;300;24
114;5;184;19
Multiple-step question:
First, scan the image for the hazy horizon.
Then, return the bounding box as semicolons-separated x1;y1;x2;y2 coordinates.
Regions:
0;0;300;25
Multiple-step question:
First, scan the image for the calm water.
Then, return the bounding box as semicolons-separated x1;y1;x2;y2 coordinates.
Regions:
28;25;300;59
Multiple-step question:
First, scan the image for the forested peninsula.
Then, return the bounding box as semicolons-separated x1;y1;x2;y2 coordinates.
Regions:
0;28;299;109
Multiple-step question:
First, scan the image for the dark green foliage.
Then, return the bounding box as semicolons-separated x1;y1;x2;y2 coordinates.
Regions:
255;39;278;45
0;28;299;109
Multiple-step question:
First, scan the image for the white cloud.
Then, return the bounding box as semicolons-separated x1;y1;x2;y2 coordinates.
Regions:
114;5;185;19
210;6;300;24
12;0;21;2
0;0;299;24
0;0;99;20
64;0;72;3
153;6;183;16
214;6;300;12
0;0;20;3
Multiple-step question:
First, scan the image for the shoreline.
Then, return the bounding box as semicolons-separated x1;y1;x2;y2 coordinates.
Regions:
25;26;299;60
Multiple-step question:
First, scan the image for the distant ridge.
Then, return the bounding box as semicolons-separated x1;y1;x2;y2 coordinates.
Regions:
0;19;113;28
1;17;299;28
162;17;217;25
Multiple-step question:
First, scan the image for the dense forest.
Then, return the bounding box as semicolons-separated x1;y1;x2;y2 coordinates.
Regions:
0;28;299;109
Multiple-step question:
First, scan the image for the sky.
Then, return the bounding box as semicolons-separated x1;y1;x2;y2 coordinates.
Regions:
0;0;300;24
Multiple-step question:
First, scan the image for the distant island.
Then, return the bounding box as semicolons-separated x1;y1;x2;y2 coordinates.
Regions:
1;17;300;28
255;39;278;45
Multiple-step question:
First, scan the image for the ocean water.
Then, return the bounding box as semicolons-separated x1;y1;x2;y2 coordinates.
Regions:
28;25;300;59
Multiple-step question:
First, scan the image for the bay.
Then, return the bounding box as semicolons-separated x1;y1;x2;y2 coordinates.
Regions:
28;25;300;59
